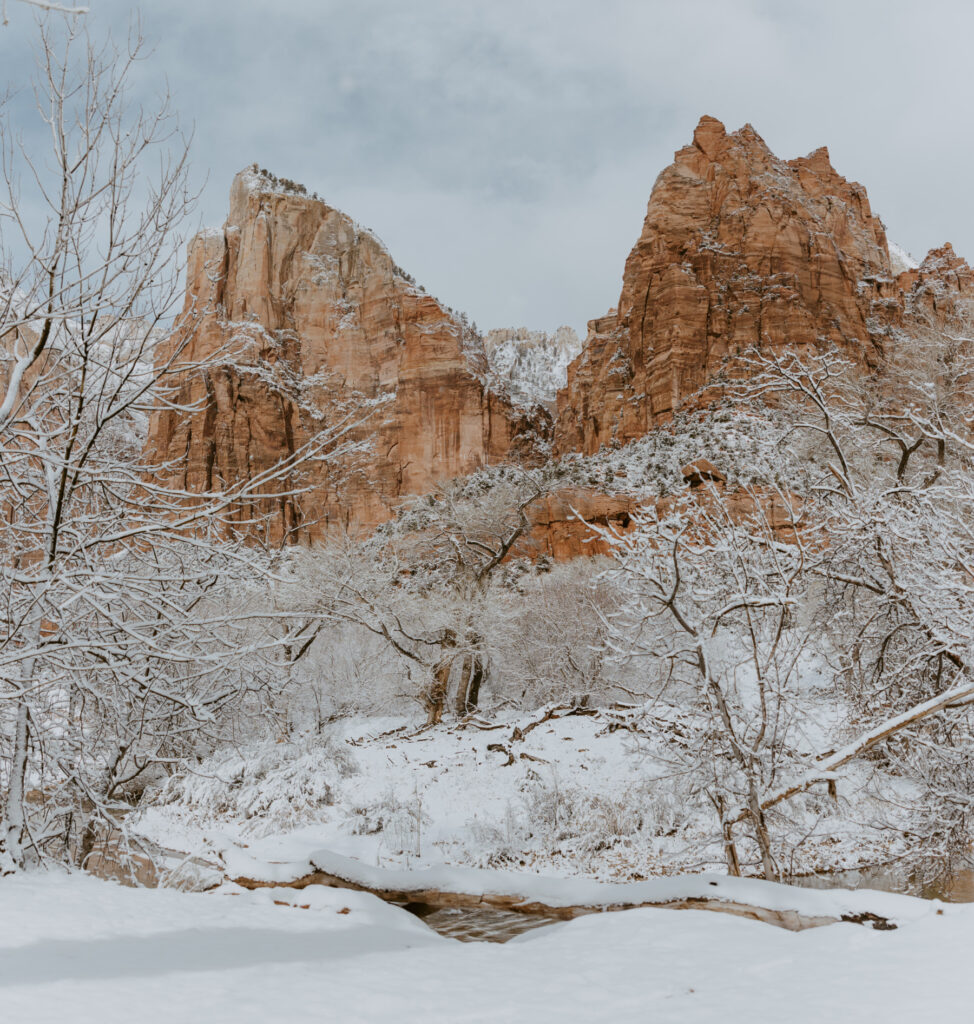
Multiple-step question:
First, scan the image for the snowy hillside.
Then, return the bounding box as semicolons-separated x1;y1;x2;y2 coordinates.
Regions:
134;700;917;887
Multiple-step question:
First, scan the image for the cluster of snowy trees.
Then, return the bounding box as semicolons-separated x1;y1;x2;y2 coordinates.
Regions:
596;333;974;880
274;329;974;882
0;20;365;871
276;469;618;725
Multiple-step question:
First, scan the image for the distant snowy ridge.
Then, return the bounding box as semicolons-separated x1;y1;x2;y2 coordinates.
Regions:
484;325;581;408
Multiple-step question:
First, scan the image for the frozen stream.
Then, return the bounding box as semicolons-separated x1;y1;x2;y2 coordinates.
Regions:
90;830;974;943
406;867;974;943
403;903;565;942
5;873;974;1024
796;866;974;904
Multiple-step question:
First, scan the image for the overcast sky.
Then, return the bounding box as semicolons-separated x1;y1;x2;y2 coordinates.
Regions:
3;0;973;336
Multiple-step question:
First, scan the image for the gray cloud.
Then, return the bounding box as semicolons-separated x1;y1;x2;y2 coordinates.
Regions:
3;0;973;335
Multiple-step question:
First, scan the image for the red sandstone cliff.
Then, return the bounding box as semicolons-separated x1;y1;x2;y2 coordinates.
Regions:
149;124;974;554
147;167;548;540
555;116;974;455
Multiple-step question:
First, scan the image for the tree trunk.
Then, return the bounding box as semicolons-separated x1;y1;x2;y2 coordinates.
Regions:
454;653;485;717
467;656;484;712
78;817;99;870
2;701;30;870
746;787;779;882
717;795;742;877
701;658;779;881
425;657;452;727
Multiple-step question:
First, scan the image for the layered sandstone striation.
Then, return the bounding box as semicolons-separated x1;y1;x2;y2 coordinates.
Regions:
555;116;974;454
147;168;548;540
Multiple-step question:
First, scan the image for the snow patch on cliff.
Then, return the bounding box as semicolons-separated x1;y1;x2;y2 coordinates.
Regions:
888;239;919;275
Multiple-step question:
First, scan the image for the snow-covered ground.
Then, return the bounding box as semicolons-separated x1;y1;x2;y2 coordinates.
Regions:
2;872;973;1024
133;704;910;891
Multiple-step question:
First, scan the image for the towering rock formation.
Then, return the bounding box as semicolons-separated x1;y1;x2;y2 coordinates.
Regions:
555;116;974;454
148;124;974;551
147;168;548;540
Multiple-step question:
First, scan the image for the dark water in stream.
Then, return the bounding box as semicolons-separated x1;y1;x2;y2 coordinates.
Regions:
404;904;565;943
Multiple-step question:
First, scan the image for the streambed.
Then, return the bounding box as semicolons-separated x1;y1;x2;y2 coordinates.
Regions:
796;866;974;903
402;903;566;942
405;866;974;943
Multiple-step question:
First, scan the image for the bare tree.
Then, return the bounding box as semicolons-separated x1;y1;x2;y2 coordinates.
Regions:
0;19;368;870
597;482;818;880
292;470;546;727
706;333;974;875
492;557;622;708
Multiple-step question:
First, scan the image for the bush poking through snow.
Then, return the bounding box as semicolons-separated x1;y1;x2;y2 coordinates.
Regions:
156;733;358;838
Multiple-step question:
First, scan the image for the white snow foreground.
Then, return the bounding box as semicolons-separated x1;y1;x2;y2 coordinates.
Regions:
2;872;973;1024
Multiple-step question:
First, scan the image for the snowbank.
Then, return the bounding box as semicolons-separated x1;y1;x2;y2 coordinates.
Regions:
1;873;972;1024
224;841;935;930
